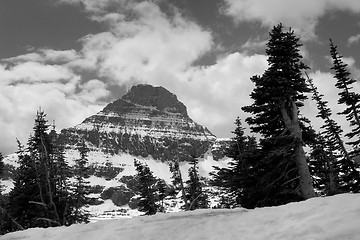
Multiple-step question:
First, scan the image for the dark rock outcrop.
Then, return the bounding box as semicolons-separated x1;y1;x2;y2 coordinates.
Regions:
100;186;135;207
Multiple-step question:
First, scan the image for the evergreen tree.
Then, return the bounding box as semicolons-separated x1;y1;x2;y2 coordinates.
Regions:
212;116;303;209
169;160;189;210
70;140;90;223
210;117;249;208
186;158;208;210
1;152;23;235
306;72;349;160
329;39;360;192
47;123;74;225
330;39;360;149
28;110;62;226
0;152;3;192
134;159;158;215
0;152;3;175
308;132;339;195
156;179;167;212
305;72;356;194
8;111;73;228
242;23;316;199
8;140;44;228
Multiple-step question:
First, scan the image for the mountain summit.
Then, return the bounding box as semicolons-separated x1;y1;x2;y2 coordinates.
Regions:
60;84;216;161
119;84;189;117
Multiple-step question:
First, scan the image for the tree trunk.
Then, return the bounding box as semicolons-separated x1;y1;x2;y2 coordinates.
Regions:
325;156;340;195
280;100;317;199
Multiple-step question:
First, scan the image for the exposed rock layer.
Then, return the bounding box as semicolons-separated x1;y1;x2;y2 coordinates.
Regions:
60;84;216;161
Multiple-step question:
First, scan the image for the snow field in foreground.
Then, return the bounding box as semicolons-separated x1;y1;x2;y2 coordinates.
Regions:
3;193;360;240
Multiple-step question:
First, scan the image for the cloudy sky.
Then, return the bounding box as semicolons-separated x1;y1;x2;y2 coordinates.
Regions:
1;0;360;155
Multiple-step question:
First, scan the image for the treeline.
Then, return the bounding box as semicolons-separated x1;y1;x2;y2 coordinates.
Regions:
0;111;91;234
211;23;360;209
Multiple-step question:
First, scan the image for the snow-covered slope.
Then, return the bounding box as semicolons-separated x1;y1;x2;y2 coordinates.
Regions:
3;193;359;240
60;149;230;219
64;149;230;184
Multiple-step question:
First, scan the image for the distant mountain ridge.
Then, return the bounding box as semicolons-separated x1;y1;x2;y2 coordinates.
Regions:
59;84;217;161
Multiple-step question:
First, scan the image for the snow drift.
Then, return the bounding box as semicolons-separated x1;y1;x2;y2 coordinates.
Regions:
3;193;359;240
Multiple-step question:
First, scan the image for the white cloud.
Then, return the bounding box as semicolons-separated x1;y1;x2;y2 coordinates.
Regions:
0;62;76;86
0;55;108;154
348;34;360;45
172;53;268;137
0;80;105;155
76;79;110;103
4;49;80;64
74;1;213;85
241;37;267;52
40;49;80;63
222;0;360;41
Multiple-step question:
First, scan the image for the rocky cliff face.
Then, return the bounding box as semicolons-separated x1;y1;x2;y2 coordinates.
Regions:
59;84;216;161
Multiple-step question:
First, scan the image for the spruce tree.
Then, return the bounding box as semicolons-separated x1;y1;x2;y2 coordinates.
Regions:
186;158;208;210
156;179;167;212
28;110;62;226
8;140;44;228
169;160;189;210
242;23;316;199
8;111;73;228
330;39;360;149
0;152;3;192
306;72;355;194
212;116;303;208
134;159;158;215
0;152;3;175
329;39;360;192
210;117;249;208
1;152;25;234
308;132;340;195
70;140;90;223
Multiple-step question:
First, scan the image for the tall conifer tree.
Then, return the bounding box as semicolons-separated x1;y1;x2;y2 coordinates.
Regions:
186;158;208;210
70;140;90;223
169;160;189;210
329;39;360;192
134;160;158;215
8;140;43;228
242;23;316;199
8;111;74;228
330;39;360;149
305;72;357;193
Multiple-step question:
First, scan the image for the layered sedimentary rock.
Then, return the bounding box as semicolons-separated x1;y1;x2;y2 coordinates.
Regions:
59;84;216;161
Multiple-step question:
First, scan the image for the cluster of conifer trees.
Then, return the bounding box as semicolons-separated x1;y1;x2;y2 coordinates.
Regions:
133;156;208;215
211;23;360;209
0;111;91;234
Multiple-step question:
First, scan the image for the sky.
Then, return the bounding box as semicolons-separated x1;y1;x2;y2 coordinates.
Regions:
1;0;360;155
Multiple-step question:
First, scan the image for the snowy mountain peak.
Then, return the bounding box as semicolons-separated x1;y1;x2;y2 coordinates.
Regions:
59;84;216;161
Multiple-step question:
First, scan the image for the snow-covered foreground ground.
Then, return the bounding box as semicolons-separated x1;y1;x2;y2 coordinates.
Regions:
3;193;360;240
